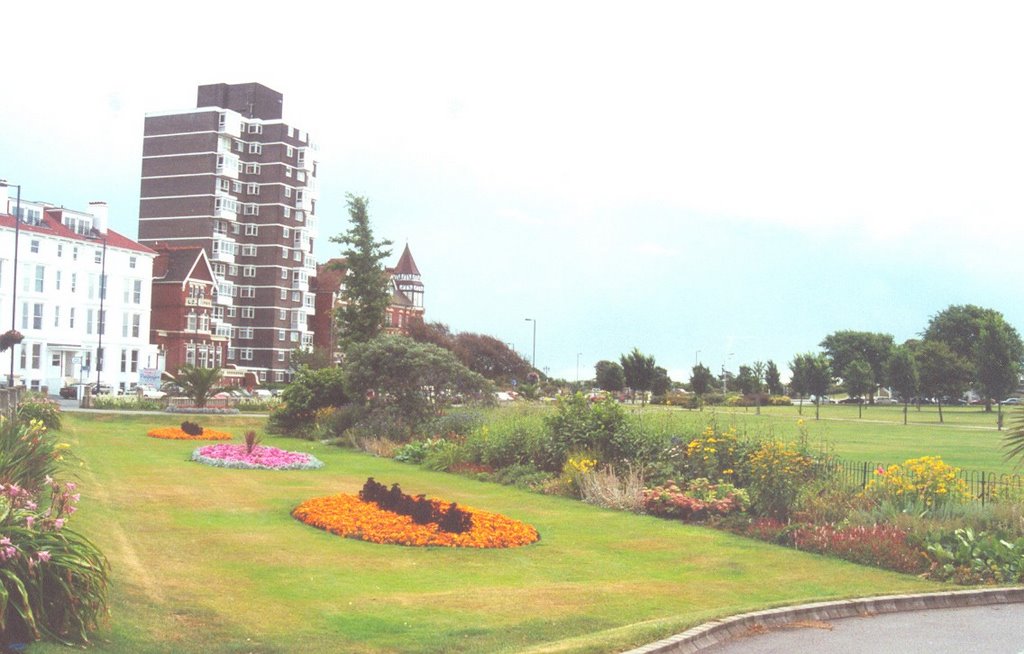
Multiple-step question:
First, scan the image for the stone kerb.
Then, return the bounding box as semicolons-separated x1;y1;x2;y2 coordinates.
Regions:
623;587;1024;654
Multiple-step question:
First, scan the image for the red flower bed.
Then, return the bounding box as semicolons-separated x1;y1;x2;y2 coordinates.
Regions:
790;523;928;574
292;493;540;548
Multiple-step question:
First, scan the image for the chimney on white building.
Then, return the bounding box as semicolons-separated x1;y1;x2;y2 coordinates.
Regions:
89;201;108;235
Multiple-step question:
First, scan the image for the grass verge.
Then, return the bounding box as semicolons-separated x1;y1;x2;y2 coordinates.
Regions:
28;412;940;654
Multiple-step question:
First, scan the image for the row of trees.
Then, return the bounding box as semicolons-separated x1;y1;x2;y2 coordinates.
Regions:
784;305;1022;424
594;349;672;404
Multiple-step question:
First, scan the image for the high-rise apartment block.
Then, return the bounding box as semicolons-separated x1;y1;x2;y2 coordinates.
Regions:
138;83;318;383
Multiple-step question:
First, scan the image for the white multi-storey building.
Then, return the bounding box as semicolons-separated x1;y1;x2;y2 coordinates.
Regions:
0;191;159;394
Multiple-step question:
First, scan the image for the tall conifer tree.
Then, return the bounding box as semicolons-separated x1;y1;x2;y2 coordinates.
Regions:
330;194;393;349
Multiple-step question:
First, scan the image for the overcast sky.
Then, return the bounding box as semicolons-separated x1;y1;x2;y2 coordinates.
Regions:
4;1;1024;381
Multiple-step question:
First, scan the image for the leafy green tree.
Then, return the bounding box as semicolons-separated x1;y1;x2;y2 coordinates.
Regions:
650;366;672;398
344;335;492;437
886;344;919;425
843;358;874;419
173;365;223;408
764;360;783;395
289;346;336;371
451;332;533;385
689;363;715;408
820;331;894;403
594;360;626;393
752;361;766;414
790;353;831;419
924;304;998;362
735;365;757;395
916;340;971;423
268;367;349;435
924;304;1024;412
619;348;657;405
975;314;1023;422
330;194;393;350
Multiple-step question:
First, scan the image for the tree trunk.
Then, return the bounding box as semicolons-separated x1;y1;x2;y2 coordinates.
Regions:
998;402;1003;431
938;402;944;423
903;402;908;425
798;398;803;416
858;401;863;419
985;399;993;413
815;399;820;420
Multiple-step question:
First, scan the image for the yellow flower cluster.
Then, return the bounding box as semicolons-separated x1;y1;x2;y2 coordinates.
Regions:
680;425;741;481
747;440;813;481
566;456;597;475
865;456;971;508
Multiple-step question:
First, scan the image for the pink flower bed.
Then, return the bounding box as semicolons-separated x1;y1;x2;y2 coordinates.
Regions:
191;444;324;471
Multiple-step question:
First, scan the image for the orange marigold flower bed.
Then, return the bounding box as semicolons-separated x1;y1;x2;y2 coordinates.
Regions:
147;427;233;441
292;494;540;548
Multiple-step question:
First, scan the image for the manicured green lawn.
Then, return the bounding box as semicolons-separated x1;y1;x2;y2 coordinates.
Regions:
29;412;939;654
635;404;1023;475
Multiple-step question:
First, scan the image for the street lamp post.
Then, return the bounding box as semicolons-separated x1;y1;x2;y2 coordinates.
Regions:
524;318;536;369
1;180;22;388
96;237;107;392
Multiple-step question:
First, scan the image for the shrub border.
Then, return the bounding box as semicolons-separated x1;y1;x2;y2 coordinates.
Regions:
625;587;1024;653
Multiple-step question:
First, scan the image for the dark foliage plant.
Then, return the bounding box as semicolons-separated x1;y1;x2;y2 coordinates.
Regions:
179;421;204;436
358;478;472;533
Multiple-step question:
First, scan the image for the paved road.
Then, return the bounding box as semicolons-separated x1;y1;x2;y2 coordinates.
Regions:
701;603;1024;653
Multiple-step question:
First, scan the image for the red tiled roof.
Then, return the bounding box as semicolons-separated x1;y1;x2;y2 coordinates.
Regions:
312;258;348;293
153;246;214;284
0;212;155;255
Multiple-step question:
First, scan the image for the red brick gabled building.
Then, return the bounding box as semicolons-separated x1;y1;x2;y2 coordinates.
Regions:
310;245;425;356
150;247;227;374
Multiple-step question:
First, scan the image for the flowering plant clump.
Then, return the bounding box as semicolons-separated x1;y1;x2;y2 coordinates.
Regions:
641;478;748;521
191;444;324;471
790;523;928;574
0;477;108;644
293;486;540;548
864;456;972;510
147;426;232;441
0;329;24;352
664;425;744;482
746;439;815;520
16;395;62;432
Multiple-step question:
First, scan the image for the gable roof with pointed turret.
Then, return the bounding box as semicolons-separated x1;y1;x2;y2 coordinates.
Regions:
393;244;421;277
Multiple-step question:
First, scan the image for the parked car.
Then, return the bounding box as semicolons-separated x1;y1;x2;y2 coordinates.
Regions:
138;385;166;399
251;389;273;399
874;397;899;405
1002;397;1021;405
91;384;113;396
59;385;78;399
839;397;863;404
160;382;184;396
